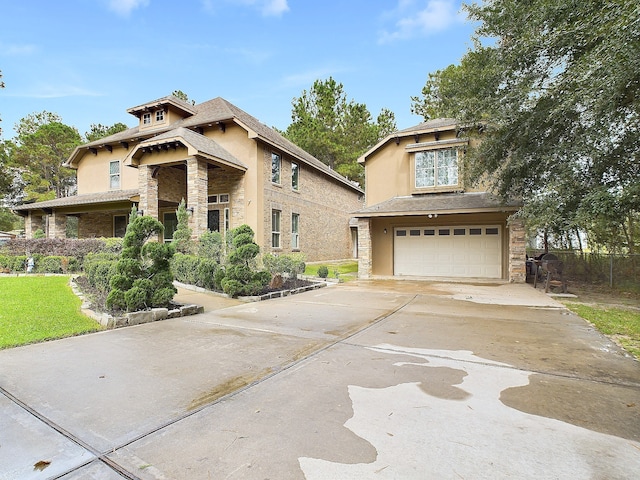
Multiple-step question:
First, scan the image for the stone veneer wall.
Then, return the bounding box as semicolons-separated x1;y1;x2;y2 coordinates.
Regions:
208;168;245;230
79;212;118;238
260;147;364;262
158;166;187;204
357;218;372;279
508;216;526;283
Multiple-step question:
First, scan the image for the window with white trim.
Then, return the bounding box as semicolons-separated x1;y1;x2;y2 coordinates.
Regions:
142;113;151;125
271;152;281;184
272;209;281;248
155;110;165;122
291;213;300;249
415;148;458;188
109;160;120;189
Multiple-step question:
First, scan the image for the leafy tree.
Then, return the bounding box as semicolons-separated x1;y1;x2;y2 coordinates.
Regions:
172;90;196;105
411;0;640;253
106;206;176;312
10;112;81;201
283;77;396;186
85;122;128;142
172;198;194;254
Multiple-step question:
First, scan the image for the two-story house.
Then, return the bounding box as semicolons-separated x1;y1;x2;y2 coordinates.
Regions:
354;119;526;282
14;95;364;261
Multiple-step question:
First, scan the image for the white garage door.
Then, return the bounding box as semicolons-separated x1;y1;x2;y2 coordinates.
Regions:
394;225;502;278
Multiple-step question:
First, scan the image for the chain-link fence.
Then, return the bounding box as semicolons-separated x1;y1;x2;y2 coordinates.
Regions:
528;251;640;292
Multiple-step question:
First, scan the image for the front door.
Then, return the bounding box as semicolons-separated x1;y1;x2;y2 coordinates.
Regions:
208;209;220;232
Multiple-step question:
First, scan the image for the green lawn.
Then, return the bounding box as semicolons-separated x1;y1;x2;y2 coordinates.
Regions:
565;302;640;360
305;260;358;280
0;276;102;349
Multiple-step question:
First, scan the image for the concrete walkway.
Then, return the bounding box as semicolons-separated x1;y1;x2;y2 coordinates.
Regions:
1;281;639;479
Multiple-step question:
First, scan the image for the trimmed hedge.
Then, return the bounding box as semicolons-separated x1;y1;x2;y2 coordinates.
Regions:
1;238;123;264
171;253;219;291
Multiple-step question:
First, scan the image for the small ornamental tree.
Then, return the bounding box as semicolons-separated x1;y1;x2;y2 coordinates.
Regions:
220;225;270;297
172;198;194;254
106;206;176;312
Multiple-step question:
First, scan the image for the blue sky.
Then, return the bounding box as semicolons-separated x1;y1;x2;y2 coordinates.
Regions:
0;0;477;140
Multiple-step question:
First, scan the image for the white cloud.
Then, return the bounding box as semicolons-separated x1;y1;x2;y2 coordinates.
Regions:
5;85;104;99
261;0;289;16
281;66;348;89
379;0;464;44
107;0;150;17
0;43;37;56
204;0;289;17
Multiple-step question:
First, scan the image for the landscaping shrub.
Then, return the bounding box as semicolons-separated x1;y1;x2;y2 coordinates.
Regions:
83;253;119;294
35;256;64;274
317;265;329;278
106;208;176;312
197;258;219;290
1;237;120;266
263;252;306;284
171;253;200;286
172;199;195;254
220;225;270;297
198;230;224;263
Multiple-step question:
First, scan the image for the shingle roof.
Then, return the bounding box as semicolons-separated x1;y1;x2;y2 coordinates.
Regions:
72;97;362;193
12;189;139;211
131;127;247;170
353;192;521;217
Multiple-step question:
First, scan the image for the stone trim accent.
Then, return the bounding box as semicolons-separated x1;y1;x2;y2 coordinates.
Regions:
138;165;159;219
357;218;372;279
187;157;208;239
508;216;526;283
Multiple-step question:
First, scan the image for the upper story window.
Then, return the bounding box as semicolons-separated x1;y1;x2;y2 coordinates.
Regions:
142;113;152;125
155;110;165;122
109;160;120;189
271;152;281;184
415;148;458;189
291;162;299;191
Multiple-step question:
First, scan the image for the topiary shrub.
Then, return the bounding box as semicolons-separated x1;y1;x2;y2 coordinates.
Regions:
172;198;195;254
219;225;270;297
106;206;176;312
317;265;329;278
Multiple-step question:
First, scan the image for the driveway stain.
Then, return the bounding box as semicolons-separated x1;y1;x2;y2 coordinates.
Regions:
188;368;273;411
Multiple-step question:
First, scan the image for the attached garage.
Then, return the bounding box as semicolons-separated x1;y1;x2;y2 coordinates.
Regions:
394;225;502;278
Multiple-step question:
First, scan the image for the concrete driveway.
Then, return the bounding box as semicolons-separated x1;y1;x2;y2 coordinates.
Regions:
1;281;639;479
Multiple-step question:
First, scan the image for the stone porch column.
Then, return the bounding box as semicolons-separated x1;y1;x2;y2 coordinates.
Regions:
138;165;159;220
357;217;372;279
51;211;67;239
508;216;526;283
186;157;208;239
25;211;43;238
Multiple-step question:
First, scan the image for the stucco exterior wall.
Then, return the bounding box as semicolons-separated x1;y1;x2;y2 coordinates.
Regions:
363;131;488;207
76;146;138;194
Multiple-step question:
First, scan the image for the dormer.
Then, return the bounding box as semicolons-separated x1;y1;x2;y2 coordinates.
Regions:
126;95;197;130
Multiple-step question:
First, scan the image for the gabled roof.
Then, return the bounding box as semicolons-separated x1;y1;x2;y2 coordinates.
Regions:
67;97;362;193
358;118;459;164
126;95;197;118
12;189;139;212
125;127;248;171
353;192;521;218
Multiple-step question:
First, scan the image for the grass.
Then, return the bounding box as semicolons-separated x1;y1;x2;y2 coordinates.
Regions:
304;260;358;280
0;276;102;349
564;302;640;360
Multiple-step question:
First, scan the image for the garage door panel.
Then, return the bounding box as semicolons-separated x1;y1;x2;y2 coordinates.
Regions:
394;225;502;278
